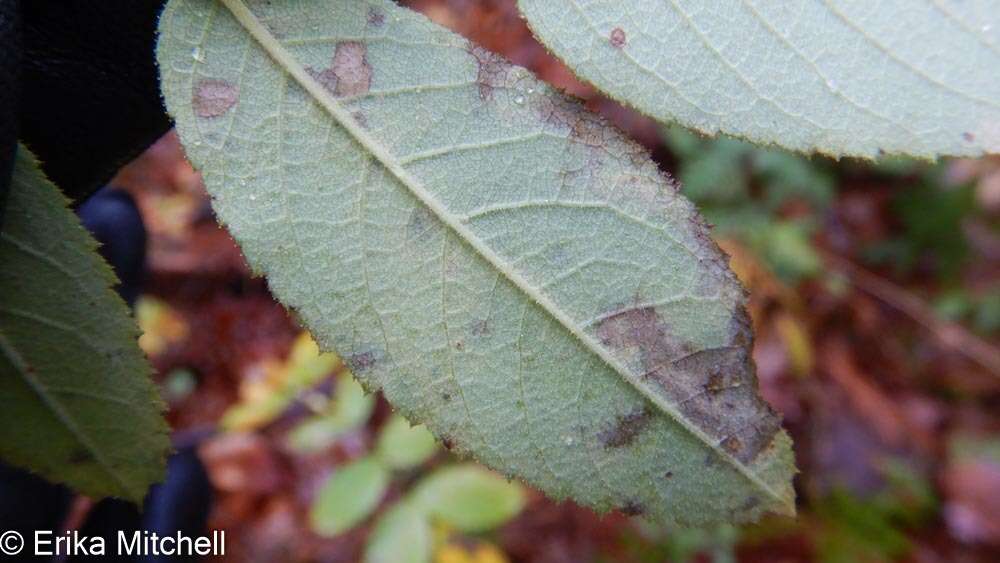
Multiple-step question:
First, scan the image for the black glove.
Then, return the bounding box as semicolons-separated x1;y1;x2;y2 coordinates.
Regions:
2;0;170;218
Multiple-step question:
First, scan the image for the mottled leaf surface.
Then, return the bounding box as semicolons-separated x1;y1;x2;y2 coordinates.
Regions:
0;144;169;502
157;0;795;524
519;0;1000;158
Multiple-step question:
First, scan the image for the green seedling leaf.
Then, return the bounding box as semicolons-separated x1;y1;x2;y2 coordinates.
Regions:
310;456;390;536
288;370;375;452
413;464;526;533
0;143;169;502
365;501;432;563
518;0;1000;159
221;331;338;431
158;0;795;525
375;414;438;470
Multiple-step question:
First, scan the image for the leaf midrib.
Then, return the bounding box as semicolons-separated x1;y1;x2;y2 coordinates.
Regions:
216;0;790;511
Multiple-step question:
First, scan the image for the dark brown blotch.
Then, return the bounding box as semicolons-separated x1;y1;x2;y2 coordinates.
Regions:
193;79;239;118
620;500;645;516
600;407;652;449
597;301;782;465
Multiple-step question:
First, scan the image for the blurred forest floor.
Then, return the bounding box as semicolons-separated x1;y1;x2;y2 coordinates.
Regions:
110;1;1000;561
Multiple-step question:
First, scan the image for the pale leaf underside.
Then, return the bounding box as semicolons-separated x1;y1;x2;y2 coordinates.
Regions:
0;145;169;502
158;0;795;524
519;0;1000;159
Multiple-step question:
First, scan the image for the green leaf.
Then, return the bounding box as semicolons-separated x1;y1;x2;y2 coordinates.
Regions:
157;0;795;525
288;370;375;452
413;464;525;532
375;414;438;470
365;502;432;563
518;0;1000;159
310;456;390;536
0;143;169;502
221;331;338;430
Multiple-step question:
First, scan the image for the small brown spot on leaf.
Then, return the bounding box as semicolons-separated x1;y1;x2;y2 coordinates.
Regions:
722;436;742;455
620;500;645;516
704;369;727;395
600;407;652;449
346;350;377;373
610;27;627;48
306;41;372;98
67;449;93;465
367;7;385;27
193;79;239;118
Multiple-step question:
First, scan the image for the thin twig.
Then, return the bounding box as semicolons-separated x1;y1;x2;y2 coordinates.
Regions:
821;249;1000;377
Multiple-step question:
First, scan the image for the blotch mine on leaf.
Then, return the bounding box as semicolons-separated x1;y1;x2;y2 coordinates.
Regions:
467;42;512;101
600;407;652;449
597;303;781;464
193;79;239;118
609;27;627;48
533;94;610;148
306;41;372;98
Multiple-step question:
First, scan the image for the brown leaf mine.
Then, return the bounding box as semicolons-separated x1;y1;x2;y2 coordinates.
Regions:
307;41;373;98
597;304;781;463
193;79;239;118
467;42;513;101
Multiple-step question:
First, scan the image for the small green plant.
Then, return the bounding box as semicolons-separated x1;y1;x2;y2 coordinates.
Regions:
307;412;525;563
